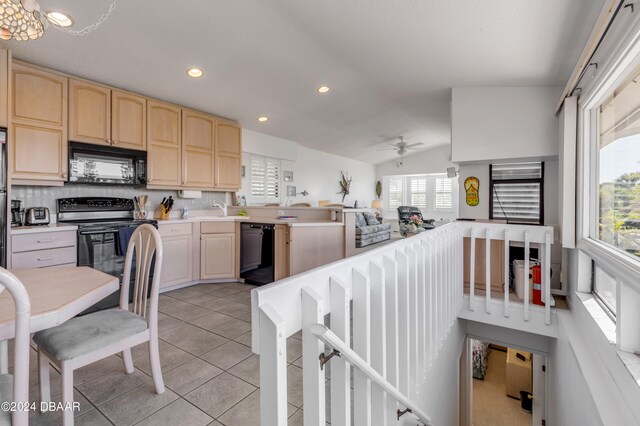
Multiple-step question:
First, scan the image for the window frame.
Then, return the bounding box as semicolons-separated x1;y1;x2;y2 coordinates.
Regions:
434;177;453;211
488;162;545;225
247;154;281;204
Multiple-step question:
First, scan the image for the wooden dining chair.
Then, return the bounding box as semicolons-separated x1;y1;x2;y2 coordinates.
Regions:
33;224;164;426
0;268;31;426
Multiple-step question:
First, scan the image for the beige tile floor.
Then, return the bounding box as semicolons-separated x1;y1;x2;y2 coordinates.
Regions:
24;282;306;426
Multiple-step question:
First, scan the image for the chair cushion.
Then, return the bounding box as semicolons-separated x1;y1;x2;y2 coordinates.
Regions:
0;374;12;426
33;309;147;361
363;211;380;225
354;212;367;228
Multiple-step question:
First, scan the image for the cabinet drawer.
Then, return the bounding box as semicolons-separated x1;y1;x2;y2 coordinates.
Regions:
12;246;76;269
200;222;235;234
158;223;192;237
12;230;76;253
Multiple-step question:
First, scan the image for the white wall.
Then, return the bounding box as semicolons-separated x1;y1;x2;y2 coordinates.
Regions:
374;144;454;180
240;129;376;206
451;87;561;164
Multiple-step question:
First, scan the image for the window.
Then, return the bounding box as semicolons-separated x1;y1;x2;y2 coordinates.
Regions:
435;178;453;210
490;162;543;224
383;173;457;218
597;67;640;260
409;177;427;208
249;155;280;203
593;262;617;316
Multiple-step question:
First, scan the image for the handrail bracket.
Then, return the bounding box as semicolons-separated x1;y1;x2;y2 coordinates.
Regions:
397;407;413;420
319;349;341;370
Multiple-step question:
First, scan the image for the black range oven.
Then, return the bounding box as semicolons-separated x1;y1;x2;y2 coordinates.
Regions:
57;197;157;314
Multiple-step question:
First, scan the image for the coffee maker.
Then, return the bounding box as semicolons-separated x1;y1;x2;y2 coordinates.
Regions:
11;200;23;227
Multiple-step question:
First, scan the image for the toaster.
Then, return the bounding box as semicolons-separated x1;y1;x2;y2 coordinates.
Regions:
25;207;51;226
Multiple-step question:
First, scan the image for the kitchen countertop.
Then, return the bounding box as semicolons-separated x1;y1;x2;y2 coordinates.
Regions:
157;216;344;227
11;223;79;235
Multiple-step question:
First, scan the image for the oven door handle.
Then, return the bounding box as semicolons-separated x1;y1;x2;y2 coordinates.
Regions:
79;229;119;235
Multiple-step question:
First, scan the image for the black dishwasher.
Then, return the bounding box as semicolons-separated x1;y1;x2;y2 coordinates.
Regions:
240;223;275;285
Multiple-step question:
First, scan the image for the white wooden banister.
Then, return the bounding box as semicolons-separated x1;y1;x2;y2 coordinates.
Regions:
310;324;433;426
329;277;351;426
258;304;287;426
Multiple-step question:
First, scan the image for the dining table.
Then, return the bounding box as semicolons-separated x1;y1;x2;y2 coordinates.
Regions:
0;266;119;374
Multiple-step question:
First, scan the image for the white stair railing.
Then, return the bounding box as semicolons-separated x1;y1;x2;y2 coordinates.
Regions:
251;222;556;425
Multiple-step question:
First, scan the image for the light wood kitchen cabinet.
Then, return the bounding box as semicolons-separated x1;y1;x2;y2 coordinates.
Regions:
274;224;290;281
111;90;146;150
182;109;215;188
159;223;193;288
200;221;235;280
147;100;181;187
11;62;68;184
214;119;242;190
10;230;77;269
0;48;9;128
463;237;505;290
69;79;111;145
69;81;146;150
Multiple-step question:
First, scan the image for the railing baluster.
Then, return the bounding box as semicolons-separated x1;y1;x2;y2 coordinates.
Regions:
470;228;476;311
369;261;387;426
421;240;433;369
415;244;426;375
504;229;510;318
353;268;372;426
544;231;552;325
329;277;351;426
524;230;531;322
301;288;326;426
259;304;288;426
485;228;491;313
395;250;410;396
383;256;399;426
405;246;418;397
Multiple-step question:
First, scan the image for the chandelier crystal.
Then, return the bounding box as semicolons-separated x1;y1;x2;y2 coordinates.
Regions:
0;0;46;41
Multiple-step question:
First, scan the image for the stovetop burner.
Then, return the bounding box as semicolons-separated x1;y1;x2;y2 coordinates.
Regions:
56;197;156;228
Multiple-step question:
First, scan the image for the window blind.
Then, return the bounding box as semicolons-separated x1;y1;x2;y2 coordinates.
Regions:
388;177;404;209
250;155;280;201
491;162;543;223
435;178;453;210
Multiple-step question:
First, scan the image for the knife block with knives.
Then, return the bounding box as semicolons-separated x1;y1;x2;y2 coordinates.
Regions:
154;196;174;220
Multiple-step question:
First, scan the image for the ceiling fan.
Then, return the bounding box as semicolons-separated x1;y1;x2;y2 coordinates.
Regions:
377;136;424;156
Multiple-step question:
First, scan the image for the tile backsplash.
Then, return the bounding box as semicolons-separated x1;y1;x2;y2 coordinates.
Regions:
11;185;227;220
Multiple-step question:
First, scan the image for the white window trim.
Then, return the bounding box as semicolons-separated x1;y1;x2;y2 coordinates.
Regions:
434;177;454;212
246;154;281;205
383;173;457;218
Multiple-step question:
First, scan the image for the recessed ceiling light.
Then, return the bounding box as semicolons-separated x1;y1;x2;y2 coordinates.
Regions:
46;11;74;27
317;86;330;94
187;68;203;78
257;116;268;122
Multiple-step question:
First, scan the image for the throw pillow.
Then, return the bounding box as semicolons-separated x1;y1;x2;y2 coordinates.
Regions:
354;212;368;228
363;211;380;225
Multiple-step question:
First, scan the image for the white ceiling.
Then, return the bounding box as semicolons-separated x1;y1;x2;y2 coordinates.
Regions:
2;0;602;164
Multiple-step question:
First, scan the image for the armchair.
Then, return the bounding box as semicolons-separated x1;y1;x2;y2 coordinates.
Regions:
397;206;435;236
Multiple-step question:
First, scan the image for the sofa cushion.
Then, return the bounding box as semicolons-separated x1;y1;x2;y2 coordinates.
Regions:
354;212;368;228
356;233;391;247
356;229;392;240
355;223;392;236
33;309;147;361
363;211;380;225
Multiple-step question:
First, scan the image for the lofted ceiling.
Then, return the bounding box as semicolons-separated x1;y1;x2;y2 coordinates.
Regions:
2;0;602;163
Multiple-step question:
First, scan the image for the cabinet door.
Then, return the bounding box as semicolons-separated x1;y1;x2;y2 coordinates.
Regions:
274;224;290;281
201;233;235;280
147;100;181;187
12;63;67;128
69;79;111;145
215;120;242;190
0;49;8;128
112;90;146;150
160;235;193;288
182;109;214;188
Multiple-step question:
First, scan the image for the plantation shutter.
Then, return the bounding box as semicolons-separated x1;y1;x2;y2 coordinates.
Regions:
435;178;453;210
388;177;404;209
491;162;543;223
250;155;280;202
409;177;427;208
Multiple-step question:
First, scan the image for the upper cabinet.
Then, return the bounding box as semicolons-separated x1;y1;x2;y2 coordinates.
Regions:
111;90;146;150
11;63;68;184
69;80;146;150
0;49;9;128
182;109;215;189
147;100;181;187
215;119;242;190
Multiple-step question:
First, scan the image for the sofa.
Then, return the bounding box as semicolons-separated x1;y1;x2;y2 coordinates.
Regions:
355;211;391;247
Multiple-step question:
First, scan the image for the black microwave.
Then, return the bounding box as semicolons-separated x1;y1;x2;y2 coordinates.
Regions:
68;142;147;186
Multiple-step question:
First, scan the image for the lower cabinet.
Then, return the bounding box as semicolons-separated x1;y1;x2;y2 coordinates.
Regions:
159;223;194;289
10;230;77;269
201;233;235;280
274;224;290;281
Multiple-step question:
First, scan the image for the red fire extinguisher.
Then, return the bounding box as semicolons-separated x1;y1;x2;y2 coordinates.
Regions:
532;264;544;306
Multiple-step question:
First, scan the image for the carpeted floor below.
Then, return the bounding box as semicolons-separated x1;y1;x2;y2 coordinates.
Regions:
472;348;531;426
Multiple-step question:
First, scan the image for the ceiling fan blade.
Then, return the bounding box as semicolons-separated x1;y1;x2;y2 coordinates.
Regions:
405;142;424;148
377;147;400;151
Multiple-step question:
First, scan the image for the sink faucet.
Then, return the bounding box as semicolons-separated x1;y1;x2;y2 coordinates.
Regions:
212;201;227;216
